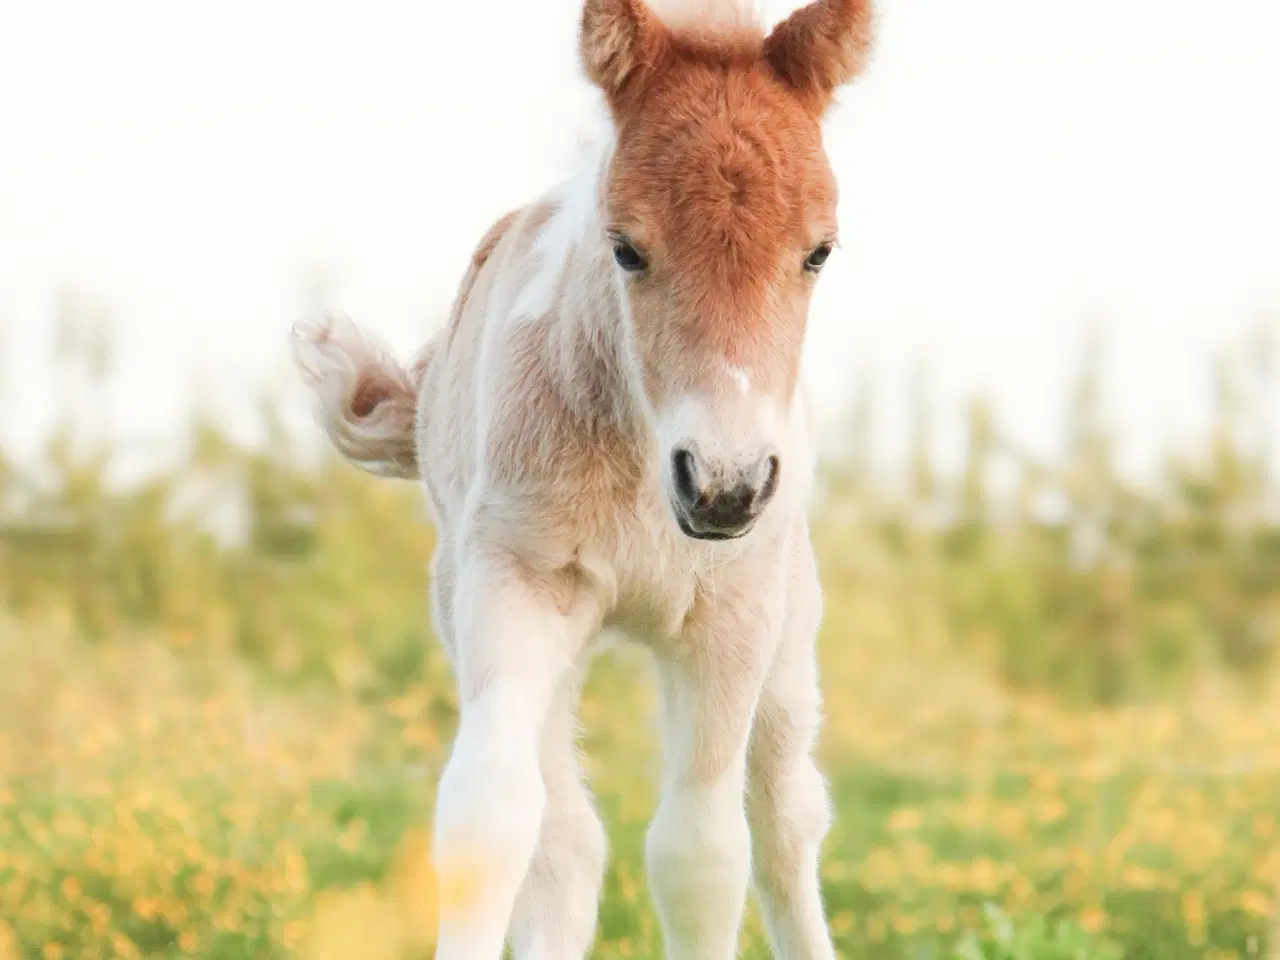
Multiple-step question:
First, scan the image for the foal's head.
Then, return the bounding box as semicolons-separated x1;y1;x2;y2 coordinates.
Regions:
581;0;873;540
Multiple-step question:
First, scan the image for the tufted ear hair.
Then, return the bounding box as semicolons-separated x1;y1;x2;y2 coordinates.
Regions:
764;0;875;115
580;0;672;112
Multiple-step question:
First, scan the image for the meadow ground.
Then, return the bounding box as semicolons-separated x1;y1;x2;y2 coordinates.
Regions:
2;515;1277;960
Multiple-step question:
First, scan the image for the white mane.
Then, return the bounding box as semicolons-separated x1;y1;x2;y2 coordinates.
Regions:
646;0;766;35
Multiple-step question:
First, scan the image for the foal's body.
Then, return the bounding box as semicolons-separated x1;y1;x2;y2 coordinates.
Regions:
293;1;874;956
429;192;825;960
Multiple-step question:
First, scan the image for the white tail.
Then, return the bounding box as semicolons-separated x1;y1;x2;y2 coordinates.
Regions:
289;313;424;480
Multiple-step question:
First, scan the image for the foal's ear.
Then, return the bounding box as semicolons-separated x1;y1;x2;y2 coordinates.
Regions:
580;0;670;110
764;0;875;115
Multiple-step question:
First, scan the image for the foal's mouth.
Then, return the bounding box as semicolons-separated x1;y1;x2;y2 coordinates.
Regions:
675;512;755;542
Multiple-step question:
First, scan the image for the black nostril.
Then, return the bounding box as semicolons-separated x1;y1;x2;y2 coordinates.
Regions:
760;455;781;503
672;448;700;505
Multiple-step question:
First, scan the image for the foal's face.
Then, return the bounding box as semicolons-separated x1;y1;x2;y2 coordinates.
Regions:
606;62;835;540
582;0;873;540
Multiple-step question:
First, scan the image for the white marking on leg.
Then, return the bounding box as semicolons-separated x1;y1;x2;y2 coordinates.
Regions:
648;764;752;959
433;682;546;960
748;544;837;960
432;552;599;960
509;665;608;960
646;641;769;960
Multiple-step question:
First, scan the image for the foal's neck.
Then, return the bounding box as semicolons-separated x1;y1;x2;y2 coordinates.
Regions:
543;140;649;452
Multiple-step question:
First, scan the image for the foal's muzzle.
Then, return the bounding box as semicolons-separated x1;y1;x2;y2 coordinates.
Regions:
669;445;781;540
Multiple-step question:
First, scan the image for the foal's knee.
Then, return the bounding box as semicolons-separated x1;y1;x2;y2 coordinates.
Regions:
557;794;608;881
531;787;608;891
511;793;607;958
647;780;752;920
434;689;547;865
749;756;832;892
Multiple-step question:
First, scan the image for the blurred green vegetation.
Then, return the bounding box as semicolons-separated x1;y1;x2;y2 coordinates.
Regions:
8;323;1280;704
1;319;1279;958
824;327;1280;706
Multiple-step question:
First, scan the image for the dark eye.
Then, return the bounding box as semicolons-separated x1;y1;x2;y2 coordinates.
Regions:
613;240;647;272
805;243;833;272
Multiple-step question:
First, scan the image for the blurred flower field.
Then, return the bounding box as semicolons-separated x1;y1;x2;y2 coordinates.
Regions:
2;324;1280;957
2;560;1278;959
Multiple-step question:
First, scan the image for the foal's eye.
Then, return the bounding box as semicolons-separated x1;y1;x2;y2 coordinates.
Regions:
613;240;647;272
805;243;833;273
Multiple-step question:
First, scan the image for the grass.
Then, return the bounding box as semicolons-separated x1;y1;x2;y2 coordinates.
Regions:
1;547;1276;959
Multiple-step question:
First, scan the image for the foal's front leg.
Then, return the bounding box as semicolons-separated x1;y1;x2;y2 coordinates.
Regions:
431;549;600;960
647;604;774;960
747;537;838;960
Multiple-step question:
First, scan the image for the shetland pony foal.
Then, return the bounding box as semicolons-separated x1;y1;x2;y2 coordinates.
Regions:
291;0;874;956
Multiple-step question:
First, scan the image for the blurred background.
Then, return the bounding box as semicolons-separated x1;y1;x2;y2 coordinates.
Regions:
1;0;1279;957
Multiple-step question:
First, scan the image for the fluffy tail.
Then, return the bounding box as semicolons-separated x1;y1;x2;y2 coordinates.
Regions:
289;313;426;480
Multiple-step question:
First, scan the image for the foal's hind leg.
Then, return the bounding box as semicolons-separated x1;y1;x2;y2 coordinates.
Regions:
431;550;601;960
747;538;838;960
509;665;607;959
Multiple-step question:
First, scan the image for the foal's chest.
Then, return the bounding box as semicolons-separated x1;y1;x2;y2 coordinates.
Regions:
591;492;712;649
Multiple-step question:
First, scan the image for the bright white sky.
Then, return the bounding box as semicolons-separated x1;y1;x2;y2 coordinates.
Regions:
1;0;1278;480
